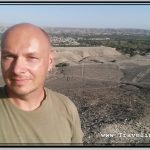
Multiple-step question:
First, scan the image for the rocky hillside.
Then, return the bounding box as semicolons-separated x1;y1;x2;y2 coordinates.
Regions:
46;46;150;145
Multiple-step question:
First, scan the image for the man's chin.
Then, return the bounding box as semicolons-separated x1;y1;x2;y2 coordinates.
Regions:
7;86;32;97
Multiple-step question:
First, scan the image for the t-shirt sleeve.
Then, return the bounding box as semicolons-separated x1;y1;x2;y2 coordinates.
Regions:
69;100;84;144
50;90;84;144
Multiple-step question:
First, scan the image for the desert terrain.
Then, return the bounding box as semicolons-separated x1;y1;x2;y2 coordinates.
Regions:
0;46;150;146
46;46;150;146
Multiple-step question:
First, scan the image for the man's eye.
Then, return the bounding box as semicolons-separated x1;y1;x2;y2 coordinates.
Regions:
27;56;39;61
31;57;38;59
2;55;14;60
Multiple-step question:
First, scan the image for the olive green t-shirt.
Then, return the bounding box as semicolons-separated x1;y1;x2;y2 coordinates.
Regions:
0;86;83;145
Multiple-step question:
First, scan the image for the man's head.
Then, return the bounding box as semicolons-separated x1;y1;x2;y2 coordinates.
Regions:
1;23;53;97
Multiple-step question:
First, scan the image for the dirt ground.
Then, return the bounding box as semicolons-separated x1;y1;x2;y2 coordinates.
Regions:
0;46;150;146
45;60;150;146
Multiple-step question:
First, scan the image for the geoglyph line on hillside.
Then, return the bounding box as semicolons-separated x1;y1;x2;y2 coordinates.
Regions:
132;68;150;83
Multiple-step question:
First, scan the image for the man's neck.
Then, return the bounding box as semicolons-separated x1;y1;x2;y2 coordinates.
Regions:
7;88;45;111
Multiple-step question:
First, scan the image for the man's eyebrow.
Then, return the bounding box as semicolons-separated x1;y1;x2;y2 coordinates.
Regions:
1;51;38;56
25;52;39;56
1;50;15;55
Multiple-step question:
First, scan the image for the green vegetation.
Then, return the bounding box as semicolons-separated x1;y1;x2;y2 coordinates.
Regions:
103;34;150;56
76;34;150;56
1;27;150;56
49;28;150;57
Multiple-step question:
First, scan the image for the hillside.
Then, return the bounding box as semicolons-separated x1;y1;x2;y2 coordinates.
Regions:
0;46;149;145
46;46;150;145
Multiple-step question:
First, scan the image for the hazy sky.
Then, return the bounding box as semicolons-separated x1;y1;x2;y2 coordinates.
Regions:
0;4;150;30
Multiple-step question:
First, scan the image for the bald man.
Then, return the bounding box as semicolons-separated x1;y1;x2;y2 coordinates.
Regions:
0;23;83;145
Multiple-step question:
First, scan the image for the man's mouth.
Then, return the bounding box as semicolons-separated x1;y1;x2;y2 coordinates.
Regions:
11;78;30;85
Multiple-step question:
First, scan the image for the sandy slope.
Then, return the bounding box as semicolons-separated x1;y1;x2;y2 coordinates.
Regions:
0;46;149;145
53;46;122;66
46;46;150;145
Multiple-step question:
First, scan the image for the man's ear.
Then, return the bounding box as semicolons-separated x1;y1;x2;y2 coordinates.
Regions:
48;51;53;71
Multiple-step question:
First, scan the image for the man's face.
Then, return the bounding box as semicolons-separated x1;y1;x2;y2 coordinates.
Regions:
1;27;53;97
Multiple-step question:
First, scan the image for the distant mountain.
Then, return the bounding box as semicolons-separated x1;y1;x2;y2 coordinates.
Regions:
43;27;150;36
0;24;150;35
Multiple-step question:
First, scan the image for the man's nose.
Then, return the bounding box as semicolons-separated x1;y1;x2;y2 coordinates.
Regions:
12;58;26;75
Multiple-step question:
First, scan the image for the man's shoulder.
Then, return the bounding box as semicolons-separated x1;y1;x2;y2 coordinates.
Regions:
45;87;75;106
45;87;69;101
45;87;77;115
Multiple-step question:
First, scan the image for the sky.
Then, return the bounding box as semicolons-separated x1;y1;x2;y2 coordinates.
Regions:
0;4;150;30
